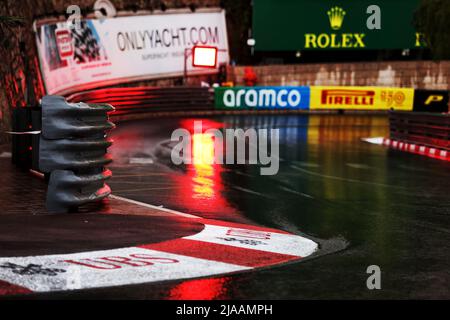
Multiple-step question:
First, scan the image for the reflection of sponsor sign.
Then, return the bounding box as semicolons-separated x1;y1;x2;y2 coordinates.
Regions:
215;87;310;109
55;29;73;59
311;86;414;110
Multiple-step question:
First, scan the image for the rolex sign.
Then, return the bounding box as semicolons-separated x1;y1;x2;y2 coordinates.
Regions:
253;0;425;50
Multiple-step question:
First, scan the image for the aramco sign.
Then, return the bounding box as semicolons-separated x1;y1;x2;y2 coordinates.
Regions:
215;87;310;109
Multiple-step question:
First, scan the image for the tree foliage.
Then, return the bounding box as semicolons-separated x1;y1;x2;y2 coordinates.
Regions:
0;16;24;50
414;0;450;59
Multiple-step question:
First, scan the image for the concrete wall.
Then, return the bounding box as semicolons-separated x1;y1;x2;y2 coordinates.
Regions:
229;61;450;90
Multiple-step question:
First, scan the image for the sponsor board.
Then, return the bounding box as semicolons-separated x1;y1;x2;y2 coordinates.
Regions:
310;86;414;110
0;216;317;295
413;90;449;113
254;0;424;50
35;10;229;95
215;87;310;110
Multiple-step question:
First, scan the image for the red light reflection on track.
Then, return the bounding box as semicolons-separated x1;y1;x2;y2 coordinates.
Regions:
192;133;216;199
169;119;237;217
167;277;229;300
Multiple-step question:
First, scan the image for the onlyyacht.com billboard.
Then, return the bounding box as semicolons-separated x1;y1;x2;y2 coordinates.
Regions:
35;10;229;95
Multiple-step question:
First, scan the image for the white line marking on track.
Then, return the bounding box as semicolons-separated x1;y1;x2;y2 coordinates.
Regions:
346;163;371;169
290;165;401;189
278;186;314;199
294;161;320;168
232;186;270;198
113;186;183;193
129;157;154;164
109;194;200;219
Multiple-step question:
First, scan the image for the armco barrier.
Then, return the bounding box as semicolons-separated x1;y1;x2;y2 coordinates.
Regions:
39;96;115;213
67;86;447;115
389;111;449;151
67;86;213;116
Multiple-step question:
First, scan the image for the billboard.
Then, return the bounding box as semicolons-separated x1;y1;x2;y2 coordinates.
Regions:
253;0;424;50
412;90;449;112
215;87;310;110
35;10;229;95
310;86;414;110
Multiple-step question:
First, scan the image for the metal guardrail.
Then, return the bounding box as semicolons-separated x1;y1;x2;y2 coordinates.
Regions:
389;111;450;151
67;86;214;116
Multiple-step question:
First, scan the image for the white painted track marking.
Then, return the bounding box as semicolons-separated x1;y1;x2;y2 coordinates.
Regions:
0;194;318;295
109;194;200;219
0;247;250;292
184;224;317;257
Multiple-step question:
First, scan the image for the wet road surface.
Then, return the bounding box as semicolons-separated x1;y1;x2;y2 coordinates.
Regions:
3;114;449;299
96;114;450;299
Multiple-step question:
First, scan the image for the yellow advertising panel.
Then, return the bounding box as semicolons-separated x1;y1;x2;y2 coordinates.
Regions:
310;86;414;110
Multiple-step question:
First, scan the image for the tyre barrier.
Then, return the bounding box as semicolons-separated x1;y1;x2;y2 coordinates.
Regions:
40;96;115;213
11;96;115;213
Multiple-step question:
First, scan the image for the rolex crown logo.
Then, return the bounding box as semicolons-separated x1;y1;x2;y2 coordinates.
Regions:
327;6;346;30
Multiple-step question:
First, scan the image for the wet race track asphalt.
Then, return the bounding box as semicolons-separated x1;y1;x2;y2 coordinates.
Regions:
98;114;449;299
3;114;450;299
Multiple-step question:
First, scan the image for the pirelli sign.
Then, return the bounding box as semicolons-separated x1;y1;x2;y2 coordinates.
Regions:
310;86;414;110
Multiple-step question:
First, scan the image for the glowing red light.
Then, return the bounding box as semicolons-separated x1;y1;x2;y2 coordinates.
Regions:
192;46;218;68
167;277;229;300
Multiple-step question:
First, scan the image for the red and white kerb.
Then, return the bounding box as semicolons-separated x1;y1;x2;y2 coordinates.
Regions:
0;197;317;296
363;137;449;162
